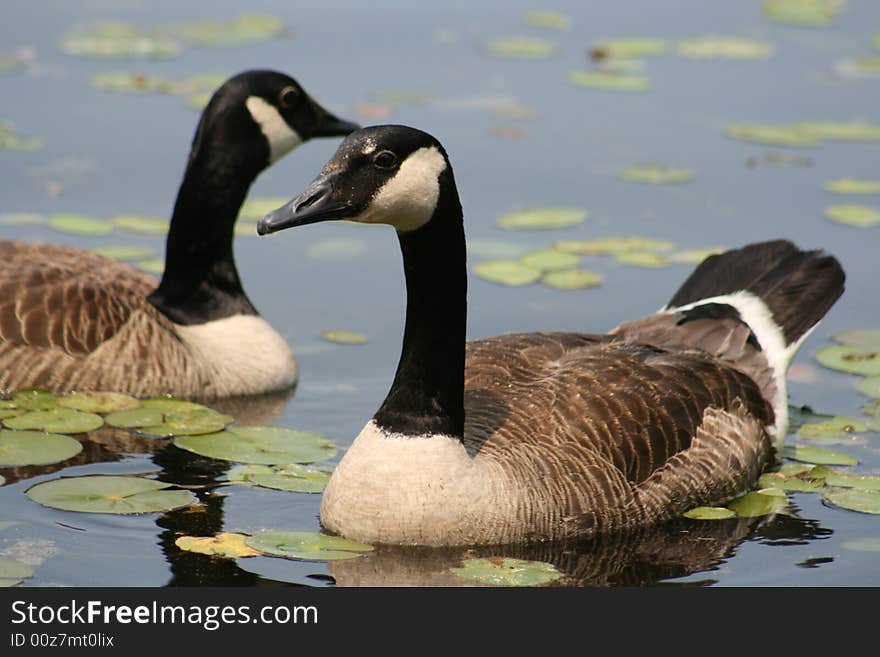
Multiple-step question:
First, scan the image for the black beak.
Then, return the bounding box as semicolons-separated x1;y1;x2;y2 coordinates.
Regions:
257;175;351;235
312;105;360;138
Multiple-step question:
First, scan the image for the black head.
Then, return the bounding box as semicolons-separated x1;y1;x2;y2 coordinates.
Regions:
256;125;457;235
190;69;360;171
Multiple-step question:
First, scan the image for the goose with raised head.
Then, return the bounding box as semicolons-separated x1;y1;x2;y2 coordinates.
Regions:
0;70;358;398
258;125;845;547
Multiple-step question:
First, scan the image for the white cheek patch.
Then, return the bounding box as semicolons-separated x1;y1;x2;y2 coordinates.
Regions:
245;96;303;163
355;146;447;232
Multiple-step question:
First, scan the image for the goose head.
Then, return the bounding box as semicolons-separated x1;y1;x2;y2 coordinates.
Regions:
257;124;457;235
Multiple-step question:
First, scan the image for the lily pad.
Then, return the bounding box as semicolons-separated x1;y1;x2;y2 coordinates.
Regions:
668;247;724;264
450;557;562;586
615;251;670;268
166;14;285;47
90;245;156;261
799;122;880;142
824;204;880;227
724;123;820;147
815;345;880;376
47;214;113;236
523;11;571;31
175;532;260;558
305;238;368;259
320;330;368;345
835;56;880;79
140;398;213;412
137;259;164;275
810;466;880;491
758;472;825;492
521;249;580;272
0;122;44;151
174;425;337;465
226;463;331;493
683;506;736;520
26;475;194;514
726;489;789;517
0;213;43;225
797;416;867;440
833;330;880;350
541;268;603;290
842;538;880;552
554;236;674;255
567;70;649;91
763;0;843;27
240;197;290;219
823;488;880;515
591;38;667;59
0;559;33;587
0;430;82;467
4;409;104;434
474;260;541;286
88;72;178;94
57;392;140;414
246;531;373;561
104;407;164;429
485;37;560;59
111;215;169;235
856;376;880;399
12;389;58;411
676;36;774;59
61;22;182;59
788;404;835;431
496;208;587;230
138;408;233;437
783;445;858;466
466;239;528;259
621;164;693;184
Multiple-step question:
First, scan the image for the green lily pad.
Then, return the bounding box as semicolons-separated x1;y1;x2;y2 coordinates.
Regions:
676;36;774;59
137;259;164;275
798;416;867;440
0;213;43;225
788;404;836;432
842;537;880;552
166;14;285;47
810;466;880;490
724;123;820;147
763;0;843;27
496;208;587;230
111;215;169;235
554;236;674;255
815;345;880;375
306;238;368;259
669;247;724;264
833;329;880;349
320;330;368;345
4;409;104;434
824;204;880;227
0;409;24;420
11;389;58;411
185;92;212;110
799;122;880;142
88;72;178;94
450;557;562;586
823;488;880;514
140;398;210;412
246;530;373;561
174;425;337;465
567;70;649;91
524;11;570;31
615;251;670;268
856;376;880;399
226;463;331;493
0;122;44;151
138;408;233;438
175;532;260;558
485;37;560;59
835;56;880;79
57;392;140;413
47;214;113;236
783;445;858;466
726;489;789;517
0;559;33;587
683;506;736;520
474;260;541;286
61;22;182;59
466;239;528;259
90;245;157;261
25;475;194;514
104;407;164;429
591;38;667;59
520;249;580;272
0;52;27;76
541;268;603;290
240;197;291;219
758;472;825;492
621;164;693;184
0;430;82;467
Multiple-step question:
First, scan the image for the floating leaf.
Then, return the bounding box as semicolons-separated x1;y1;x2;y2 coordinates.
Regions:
466;238;528;259
798;416;867;440
0;430;82;467
620;164;693;184
783;445;858;466
61;23;182;59
567;70;649;91
669;247;724;264
758;472;825;492
137;259;164;275
591;38;667;59
104;407;164;429
676;36;774;59
474;260;541;286
541;268;603;290
26;475;194;514
175;425;337;465
57;392;140;414
683;506;736;520
141;398;214;413
240;197;290;219
763;0;843;27
615;251;670;268
166;14;285;47
824;204;880;227
724;123;820;147
524;11;571;31
835;56;880;79
842;537;880;552
0;559;33;587
815;345;880;376
226;463;331;493
111;215;169;235
823;488;880;514
0;122;44;151
450;557;562;586
857;376;880;399
47;214;113;236
799;122;880;142
320;330;368;345
485;37;560;59
554;236;673;255
726;489;789;517
496;208;586;230
306;238;368;259
4;409;103;434
833;330;880;350
521;249;580;272
175;532;260;558
246;531;372;561
0;213;43;225
90;245;156;261
788;404;835;432
88;72;178;94
810;466;880;491
138;408;233;438
11;389;57;411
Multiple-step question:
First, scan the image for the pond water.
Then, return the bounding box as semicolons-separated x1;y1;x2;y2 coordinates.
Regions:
1;0;879;586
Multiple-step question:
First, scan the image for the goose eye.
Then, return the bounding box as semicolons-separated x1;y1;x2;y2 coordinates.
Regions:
373;150;398;169
279;86;300;108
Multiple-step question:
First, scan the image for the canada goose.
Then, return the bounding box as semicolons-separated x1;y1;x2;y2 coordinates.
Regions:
0;70;358;398
257;125;845;547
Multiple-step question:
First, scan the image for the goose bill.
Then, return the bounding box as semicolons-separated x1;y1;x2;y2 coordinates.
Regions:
257;176;351;234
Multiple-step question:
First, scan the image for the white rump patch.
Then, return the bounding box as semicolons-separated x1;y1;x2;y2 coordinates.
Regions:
174;314;297;396
355;146;447;232
245;96;302;163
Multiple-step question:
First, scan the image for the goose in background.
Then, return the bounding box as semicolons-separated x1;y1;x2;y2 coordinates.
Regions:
0;70;358;398
258;125;844;547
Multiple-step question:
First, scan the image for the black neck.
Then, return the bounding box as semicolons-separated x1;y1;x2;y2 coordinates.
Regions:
147;140;262;325
373;173;467;439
